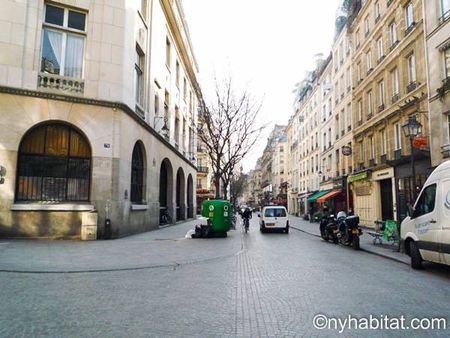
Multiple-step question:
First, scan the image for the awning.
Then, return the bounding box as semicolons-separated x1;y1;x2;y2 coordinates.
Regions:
316;189;342;203
307;189;331;202
297;192;312;199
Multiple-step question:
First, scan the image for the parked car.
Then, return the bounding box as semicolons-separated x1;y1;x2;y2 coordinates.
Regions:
259;205;289;233
401;160;450;269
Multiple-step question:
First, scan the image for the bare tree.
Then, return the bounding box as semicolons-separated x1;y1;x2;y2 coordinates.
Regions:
197;77;264;199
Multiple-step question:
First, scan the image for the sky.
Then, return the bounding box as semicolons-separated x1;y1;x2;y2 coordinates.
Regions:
183;0;342;172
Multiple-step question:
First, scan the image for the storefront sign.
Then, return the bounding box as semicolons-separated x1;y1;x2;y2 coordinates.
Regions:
348;171;368;182
373;168;394;181
355;183;372;196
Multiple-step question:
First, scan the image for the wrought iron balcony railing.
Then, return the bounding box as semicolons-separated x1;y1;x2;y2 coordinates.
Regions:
407;81;417;93
197;166;209;173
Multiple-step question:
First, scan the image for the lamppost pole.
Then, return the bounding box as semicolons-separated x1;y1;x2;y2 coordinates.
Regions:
410;137;416;202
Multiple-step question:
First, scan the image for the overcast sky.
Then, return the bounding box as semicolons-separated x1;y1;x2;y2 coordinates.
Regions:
183;0;342;172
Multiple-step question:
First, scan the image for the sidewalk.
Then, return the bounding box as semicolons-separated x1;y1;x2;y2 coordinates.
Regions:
0;219;242;273
288;215;410;265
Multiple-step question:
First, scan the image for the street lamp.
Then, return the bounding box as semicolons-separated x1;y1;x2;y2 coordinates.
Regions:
154;116;170;137
402;115;422;202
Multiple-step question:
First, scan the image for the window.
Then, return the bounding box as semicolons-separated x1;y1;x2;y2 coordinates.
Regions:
154;94;159;115
367;91;373;116
41;4;86;78
355;30;360;47
130;142;145;203
175;109;180;145
444;47;450;78
135;48;144;106
175;61;180;87
366;51;372;72
369;136;375;160
375;1;380;19
405;3;414;29
357;63;362;82
377;38;384;61
364;17;370;36
378;80;385;106
164;91;170;126
394;122;402;150
448;115;450;143
391;68;399;95
413;184;437;218
165;37;171;68
183;78;187;100
389;22;398;46
407;53;416;83
380;129;387;155
359;142;365;163
358;99;363;122
140;0;147;19
16;123;91;202
442;0;450;20
264;208;286;217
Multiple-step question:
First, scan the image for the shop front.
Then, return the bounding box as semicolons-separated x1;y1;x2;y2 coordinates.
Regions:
372;167;396;222
348;170;378;227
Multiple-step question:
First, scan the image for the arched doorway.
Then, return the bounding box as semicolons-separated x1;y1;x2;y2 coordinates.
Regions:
159;158;173;224
187;174;194;218
130;141;146;204
16;122;91;202
176;168;186;221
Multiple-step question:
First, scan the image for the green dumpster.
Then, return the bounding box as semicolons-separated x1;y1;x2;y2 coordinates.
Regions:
201;200;231;233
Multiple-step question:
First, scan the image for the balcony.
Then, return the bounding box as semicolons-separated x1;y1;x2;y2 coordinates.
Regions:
347;86;351;93
378;103;385;112
341;130;345;137
197;166;209;174
341;93;345;100
439;9;450;24
390;40;399;52
357;162;365;171
357;120;363;127
348;125;352;131
37;73;84;95
442;144;450;158
367;113;373;120
377;56;385;65
369;159;376;167
387;0;393;7
394;149;402;160
380;154;387;164
407;81;417;93
405;22;416;36
375;15;381;23
367;68;373;76
365;30;370;38
391;93;399;104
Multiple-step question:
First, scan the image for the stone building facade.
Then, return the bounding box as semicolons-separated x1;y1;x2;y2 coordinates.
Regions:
423;0;450;166
348;0;430;225
0;0;200;238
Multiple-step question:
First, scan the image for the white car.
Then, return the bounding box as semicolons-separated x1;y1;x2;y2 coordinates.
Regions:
401;160;450;269
259;206;289;233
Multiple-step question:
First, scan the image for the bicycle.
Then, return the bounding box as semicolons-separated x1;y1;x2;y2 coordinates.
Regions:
243;217;250;233
159;208;172;225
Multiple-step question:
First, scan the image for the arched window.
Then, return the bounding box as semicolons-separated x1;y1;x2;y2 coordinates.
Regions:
130;142;145;203
16;123;91;202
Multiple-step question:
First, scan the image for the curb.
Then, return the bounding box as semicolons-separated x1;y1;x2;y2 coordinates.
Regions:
290;224;409;265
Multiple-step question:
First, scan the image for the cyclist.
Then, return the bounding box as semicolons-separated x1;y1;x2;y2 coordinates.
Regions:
242;207;252;231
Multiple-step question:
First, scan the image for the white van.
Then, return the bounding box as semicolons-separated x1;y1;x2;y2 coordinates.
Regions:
259;206;289;233
401;160;450;269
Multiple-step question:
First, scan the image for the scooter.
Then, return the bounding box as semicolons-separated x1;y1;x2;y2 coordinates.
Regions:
319;214;339;244
337;211;362;250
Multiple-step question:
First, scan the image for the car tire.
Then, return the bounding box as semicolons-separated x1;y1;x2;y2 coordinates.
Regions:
410;241;423;270
260;228;265;233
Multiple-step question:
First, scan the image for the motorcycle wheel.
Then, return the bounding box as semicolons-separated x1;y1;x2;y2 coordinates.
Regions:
352;236;360;250
320;226;329;241
332;236;338;244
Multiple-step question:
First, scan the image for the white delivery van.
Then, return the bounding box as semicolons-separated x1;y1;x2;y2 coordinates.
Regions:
259;205;289;233
401;160;450;269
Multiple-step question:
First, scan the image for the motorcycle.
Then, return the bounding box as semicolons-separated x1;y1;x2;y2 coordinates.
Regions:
319;214;339;244
336;211;362;250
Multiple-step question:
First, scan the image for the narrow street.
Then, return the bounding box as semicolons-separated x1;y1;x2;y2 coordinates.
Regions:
1;217;448;337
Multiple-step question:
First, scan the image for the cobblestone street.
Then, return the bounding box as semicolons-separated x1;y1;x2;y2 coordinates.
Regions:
1;217;449;337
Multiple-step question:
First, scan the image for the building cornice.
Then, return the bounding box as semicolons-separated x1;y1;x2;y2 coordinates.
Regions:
0;85;197;170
